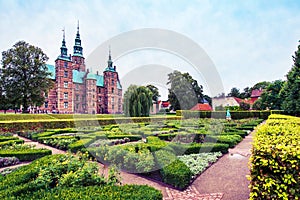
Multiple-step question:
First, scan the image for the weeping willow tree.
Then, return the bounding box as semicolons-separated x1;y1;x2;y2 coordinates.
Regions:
123;85;153;117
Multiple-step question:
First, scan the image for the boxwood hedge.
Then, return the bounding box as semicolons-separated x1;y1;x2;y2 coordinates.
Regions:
249;114;300;199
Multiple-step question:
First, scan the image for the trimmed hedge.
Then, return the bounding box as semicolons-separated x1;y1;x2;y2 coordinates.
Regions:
18;185;163;200
249;114;300;199
205;135;242;148
0;136;20;142
107;135;142;141
176;110;286;119
68;138;95;153
168;142;229;155
0;139;24;147
160;159;192;190
0;116;182;131
0;149;52;161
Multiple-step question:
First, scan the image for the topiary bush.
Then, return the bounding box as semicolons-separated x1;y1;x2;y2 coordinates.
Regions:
160;159;192;190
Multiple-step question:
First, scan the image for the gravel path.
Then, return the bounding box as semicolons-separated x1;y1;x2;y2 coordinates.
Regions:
192;133;253;200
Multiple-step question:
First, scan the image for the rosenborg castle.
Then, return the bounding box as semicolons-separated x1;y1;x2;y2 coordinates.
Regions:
40;24;122;114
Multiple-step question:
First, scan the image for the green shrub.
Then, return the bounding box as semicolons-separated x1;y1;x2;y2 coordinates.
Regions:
0;149;52;161
160;159;192;190
18;185;162;200
168;142;229;155
154;150;177;169
205;135;242;148
0;153;124;198
107;135;142;141
68;138;94;153
249;114;300;199
0;136;20;142
0;139;24;147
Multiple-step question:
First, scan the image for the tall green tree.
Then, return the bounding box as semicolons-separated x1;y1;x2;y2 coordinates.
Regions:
282;41;300;115
252;81;270;90
123;85;153;117
239;87;251;99
1;41;53;113
146;84;160;102
227;87;240;98
259;80;285;110
167;70;203;111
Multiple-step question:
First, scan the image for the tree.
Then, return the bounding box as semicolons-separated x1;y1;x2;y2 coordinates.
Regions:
167;70;203;111
123;85;153;117
252;99;262;110
259;80;285;110
282;41;300;115
239;101;250;110
1;41;53;113
203;94;212;106
239;87;251;99
146;84;160;102
252;81;270;90
227;87;240;98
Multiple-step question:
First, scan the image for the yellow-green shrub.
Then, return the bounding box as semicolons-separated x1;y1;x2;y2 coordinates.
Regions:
249;114;300;199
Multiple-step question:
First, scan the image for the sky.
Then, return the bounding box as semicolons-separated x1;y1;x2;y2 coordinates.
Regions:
1;0;300;99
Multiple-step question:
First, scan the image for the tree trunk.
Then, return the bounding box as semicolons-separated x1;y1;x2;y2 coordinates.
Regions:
22;97;28;113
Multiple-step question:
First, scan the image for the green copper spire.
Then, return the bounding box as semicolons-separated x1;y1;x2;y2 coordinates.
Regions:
73;20;83;56
60;28;68;57
107;46;113;68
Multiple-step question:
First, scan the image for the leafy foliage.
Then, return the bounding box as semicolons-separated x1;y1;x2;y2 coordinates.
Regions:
282;42;300;115
249;115;300;199
167;70;203;111
123;85;153;117
178;152;222;178
258;80;285;110
0;153;122;198
0;41;53;113
146;84;160;102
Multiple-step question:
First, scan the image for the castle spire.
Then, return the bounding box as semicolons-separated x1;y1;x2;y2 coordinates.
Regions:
107;46;113;68
73;20;83;56
60;28;68;57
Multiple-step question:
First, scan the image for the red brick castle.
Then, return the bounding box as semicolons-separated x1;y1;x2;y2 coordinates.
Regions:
41;24;122;114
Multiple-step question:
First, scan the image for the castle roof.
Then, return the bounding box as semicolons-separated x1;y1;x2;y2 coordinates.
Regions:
46;64;55;79
46;65;122;88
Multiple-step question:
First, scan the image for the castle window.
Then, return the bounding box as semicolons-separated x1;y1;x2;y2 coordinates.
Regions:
112;79;114;85
45;101;48;108
112;104;114;111
112;73;114;78
64;71;68;78
64;62;68;68
64;81;68;88
76;94;79;101
64;102;68;108
64;92;68;99
98;96;102;102
112;97;114;102
75;104;79;109
98;88;101;93
112;88;114;94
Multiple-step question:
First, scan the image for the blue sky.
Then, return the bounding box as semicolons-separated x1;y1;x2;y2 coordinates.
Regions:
1;0;300;99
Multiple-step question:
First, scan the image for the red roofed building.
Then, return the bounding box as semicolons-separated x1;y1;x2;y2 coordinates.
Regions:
191;103;212;111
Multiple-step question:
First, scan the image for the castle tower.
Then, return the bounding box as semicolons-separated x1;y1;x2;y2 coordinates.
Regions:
72;21;85;71
103;48;121;114
55;29;73;113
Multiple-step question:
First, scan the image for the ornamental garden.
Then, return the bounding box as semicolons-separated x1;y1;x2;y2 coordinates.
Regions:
0;112;299;199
